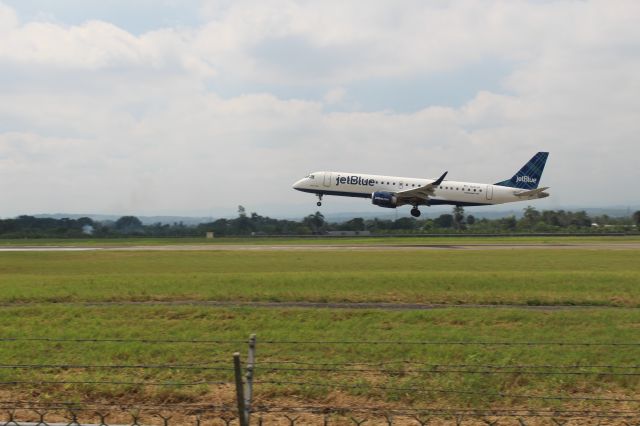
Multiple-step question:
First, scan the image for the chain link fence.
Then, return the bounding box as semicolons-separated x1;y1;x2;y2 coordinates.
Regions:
2;335;640;425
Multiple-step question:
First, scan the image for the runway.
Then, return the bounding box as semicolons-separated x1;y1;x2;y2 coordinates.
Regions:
1;242;640;252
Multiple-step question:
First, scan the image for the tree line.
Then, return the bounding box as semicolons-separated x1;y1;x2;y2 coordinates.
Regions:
1;206;639;238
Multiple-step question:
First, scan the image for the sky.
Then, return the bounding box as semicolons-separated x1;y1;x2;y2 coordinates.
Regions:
0;0;639;219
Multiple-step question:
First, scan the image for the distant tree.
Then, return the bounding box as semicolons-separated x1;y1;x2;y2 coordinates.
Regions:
210;219;230;236
452;206;466;230
393;217;417;231
632;211;640;227
341;217;365;231
522;206;541;227
303;211;326;234
434;214;454;228
541;210;561;227
115;216;143;233
234;205;253;234
500;216;517;231
466;215;476;226
77;217;95;227
569;211;592;228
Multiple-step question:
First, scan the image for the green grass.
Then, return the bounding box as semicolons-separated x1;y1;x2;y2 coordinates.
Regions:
0;305;639;409
0;249;639;306
1;234;639;246
1;245;640;411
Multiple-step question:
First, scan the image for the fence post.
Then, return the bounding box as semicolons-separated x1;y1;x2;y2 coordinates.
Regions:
233;352;249;426
245;334;257;423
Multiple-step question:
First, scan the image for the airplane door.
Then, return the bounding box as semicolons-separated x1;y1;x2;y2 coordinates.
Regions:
323;172;332;187
486;185;493;200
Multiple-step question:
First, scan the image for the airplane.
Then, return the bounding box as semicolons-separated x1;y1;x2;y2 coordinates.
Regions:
292;152;549;217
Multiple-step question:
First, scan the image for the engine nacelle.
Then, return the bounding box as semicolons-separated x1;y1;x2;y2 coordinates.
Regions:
371;191;398;208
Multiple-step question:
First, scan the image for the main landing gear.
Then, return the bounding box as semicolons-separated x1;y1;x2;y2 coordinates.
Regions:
316;194;323;207
410;207;421;218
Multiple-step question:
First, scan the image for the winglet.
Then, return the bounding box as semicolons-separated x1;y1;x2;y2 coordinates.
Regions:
432;171;448;186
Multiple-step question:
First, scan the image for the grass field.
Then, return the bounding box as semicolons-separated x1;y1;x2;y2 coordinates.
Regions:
1;305;639;410
1;240;639;416
0;249;639;306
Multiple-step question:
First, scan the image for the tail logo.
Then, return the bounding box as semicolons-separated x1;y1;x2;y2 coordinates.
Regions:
516;176;537;184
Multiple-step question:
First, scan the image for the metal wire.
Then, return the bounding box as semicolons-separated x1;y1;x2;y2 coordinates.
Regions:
5;401;640;415
1;404;640;423
0;363;235;371
257;359;640;369
4;362;640;376
255;380;640;403
2;402;640;418
2;337;640;346
0;379;230;387
253;365;640;376
0;337;247;344
258;339;640;346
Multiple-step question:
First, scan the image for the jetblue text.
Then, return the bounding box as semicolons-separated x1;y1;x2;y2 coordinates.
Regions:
336;175;375;187
516;176;537;183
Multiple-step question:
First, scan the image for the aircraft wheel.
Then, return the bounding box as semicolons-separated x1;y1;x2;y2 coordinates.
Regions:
410;208;421;218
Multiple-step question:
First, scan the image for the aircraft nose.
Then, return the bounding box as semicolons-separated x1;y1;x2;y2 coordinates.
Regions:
292;178;305;190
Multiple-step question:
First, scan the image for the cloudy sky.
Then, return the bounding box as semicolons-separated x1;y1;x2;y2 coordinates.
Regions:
1;0;639;218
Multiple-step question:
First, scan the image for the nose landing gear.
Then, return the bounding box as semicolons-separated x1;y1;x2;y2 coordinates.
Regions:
410;207;421;218
317;194;323;207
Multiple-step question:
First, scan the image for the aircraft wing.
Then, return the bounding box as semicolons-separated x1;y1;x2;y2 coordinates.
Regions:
396;171;448;203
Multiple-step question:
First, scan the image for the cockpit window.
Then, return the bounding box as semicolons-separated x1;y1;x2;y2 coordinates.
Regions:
306;174;315;179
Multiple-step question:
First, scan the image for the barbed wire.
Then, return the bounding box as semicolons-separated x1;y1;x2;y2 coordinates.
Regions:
2;337;640;346
256;405;640;416
0;379;230;387
3;362;640;376
0;337;247;344
258;339;640;346
257;359;640;369
0;401;230;410
0;363;235;371
256;380;640;403
253;365;640;376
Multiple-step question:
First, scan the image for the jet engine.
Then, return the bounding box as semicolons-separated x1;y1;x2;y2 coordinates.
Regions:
371;191;398;208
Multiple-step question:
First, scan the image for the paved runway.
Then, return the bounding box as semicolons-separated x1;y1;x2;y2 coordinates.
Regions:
1;242;639;252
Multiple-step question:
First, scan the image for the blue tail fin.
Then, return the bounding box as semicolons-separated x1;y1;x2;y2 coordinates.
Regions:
495;152;549;190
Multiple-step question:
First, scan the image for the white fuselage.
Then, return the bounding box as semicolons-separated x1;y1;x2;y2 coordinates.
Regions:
292;171;545;207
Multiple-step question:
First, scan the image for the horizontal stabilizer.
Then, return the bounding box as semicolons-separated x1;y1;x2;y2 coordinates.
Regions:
515;187;550;197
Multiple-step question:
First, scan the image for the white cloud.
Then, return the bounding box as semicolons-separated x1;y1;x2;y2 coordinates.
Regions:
323;88;345;105
0;0;639;217
0;2;18;32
